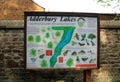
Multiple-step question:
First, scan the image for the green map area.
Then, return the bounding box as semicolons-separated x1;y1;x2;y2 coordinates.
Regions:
50;26;75;67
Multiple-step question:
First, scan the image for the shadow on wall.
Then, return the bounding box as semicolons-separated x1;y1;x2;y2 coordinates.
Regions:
35;70;84;82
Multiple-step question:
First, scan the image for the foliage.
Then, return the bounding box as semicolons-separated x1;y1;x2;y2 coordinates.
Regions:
97;0;114;6
96;0;120;12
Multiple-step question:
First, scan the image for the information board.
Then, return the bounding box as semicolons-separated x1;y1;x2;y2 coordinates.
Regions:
25;12;99;70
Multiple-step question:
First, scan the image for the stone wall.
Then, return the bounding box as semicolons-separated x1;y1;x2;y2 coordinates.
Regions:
0;28;30;82
91;29;120;82
0;28;119;82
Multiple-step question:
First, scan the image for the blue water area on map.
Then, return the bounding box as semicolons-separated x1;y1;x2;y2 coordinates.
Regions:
50;26;75;67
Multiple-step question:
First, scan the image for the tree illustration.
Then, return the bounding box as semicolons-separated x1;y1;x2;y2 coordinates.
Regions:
66;58;74;67
28;35;34;42
41;60;48;67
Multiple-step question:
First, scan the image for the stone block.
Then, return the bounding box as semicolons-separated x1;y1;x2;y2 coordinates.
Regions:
6;60;19;68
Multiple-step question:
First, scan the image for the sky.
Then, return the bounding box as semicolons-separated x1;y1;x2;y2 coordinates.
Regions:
33;0;116;13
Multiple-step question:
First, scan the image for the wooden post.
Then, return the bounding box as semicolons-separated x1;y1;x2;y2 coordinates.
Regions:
84;70;91;82
30;70;35;82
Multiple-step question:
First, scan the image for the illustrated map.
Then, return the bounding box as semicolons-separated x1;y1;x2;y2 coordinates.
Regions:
26;15;98;69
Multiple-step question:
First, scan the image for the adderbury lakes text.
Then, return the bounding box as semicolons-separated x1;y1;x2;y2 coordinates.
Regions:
27;16;85;23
